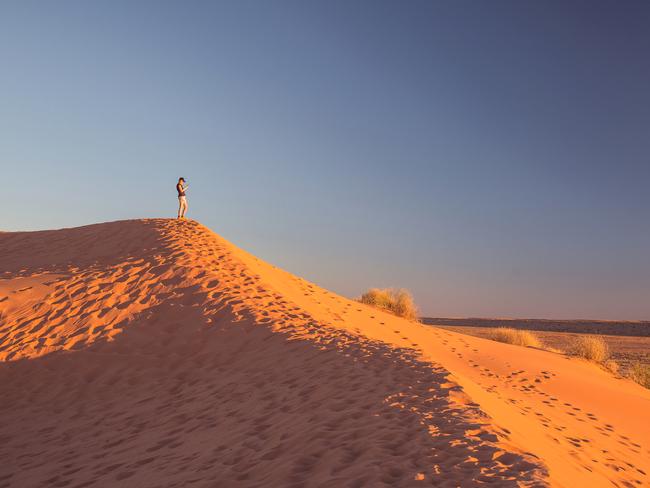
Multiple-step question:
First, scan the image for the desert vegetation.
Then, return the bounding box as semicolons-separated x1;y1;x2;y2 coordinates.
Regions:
427;320;650;392
486;327;541;348
570;335;609;363
359;288;419;321
629;362;650;389
603;360;619;375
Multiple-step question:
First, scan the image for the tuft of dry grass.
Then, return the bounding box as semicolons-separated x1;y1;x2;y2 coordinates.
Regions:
486;327;541;348
570;335;609;363
359;288;419;321
603;359;619;375
629;362;650;389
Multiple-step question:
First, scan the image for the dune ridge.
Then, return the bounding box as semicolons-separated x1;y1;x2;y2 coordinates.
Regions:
1;219;648;487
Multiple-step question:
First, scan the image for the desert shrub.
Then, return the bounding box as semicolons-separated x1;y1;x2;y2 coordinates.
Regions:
629;362;650;389
359;288;392;310
603;360;619;375
486;327;541;348
359;288;419;321
570;335;609;363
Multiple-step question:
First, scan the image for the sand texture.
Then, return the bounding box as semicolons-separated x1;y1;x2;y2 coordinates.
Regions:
1;219;649;487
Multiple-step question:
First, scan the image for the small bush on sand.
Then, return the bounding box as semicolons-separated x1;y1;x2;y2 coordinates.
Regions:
486;327;541;348
570;335;609;363
603;360;619;375
629;362;650;389
359;288;419;321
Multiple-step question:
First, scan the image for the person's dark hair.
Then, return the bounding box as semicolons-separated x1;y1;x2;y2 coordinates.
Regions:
178;177;185;182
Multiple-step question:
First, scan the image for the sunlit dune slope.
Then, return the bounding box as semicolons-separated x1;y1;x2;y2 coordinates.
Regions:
1;219;648;488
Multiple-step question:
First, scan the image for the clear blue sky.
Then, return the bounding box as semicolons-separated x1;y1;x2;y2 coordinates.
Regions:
2;1;649;319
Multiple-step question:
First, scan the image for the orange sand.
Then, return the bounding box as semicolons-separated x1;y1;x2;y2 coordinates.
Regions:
1;219;648;487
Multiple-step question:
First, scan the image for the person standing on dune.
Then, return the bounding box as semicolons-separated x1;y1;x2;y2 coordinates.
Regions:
176;177;188;219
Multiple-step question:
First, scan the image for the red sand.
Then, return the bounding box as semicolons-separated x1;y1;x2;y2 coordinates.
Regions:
1;219;648;487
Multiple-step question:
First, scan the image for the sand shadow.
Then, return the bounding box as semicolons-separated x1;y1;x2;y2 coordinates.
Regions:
1;295;547;487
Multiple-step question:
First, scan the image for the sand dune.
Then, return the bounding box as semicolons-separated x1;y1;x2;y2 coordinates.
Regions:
1;219;648;487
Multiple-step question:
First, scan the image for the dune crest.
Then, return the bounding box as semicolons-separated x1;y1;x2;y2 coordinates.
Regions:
1;219;648;487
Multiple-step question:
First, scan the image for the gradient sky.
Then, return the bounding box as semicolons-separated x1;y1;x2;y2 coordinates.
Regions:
1;1;649;319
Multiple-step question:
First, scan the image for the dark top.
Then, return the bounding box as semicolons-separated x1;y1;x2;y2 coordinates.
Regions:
176;183;185;197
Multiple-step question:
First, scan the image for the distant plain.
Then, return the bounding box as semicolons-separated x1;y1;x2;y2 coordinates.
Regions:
423;317;650;372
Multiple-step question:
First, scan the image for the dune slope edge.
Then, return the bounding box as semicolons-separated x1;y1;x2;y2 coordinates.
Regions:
1;219;648;488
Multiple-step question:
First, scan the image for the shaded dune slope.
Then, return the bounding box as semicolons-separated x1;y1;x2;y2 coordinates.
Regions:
1;220;648;487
